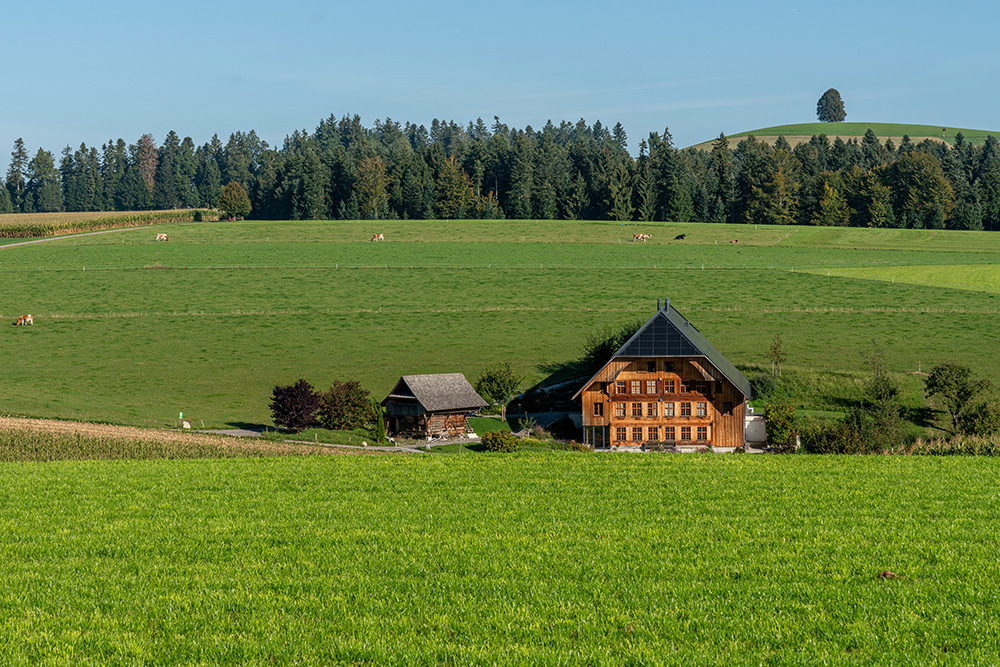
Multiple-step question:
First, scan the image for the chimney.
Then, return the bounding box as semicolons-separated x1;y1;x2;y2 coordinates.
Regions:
657;298;661;310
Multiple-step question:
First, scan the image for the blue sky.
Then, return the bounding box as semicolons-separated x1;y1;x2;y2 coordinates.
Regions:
3;0;998;172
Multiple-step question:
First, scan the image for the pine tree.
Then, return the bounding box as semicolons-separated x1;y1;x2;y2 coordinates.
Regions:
135;134;159;195
153;131;182;209
608;159;633;222
28;148;62;212
709;133;734;223
354;156;389;219
6;138;29;211
434;156;472;219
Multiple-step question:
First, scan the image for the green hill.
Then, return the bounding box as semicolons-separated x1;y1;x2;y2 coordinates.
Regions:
690;122;1000;151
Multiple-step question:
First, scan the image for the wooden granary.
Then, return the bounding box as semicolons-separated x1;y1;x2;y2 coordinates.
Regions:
381;373;487;438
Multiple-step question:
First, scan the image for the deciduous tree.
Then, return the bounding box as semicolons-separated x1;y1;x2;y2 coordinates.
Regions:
817;88;846;122
318;381;373;430
218;181;252;219
475;362;524;423
270;379;320;431
925;362;992;433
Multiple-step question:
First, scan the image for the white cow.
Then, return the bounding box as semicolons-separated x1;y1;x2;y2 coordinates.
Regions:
156;233;170;241
370;233;385;242
633;233;652;242
13;314;32;326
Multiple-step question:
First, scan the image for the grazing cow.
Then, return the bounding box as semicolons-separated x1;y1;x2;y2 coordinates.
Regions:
674;233;687;240
370;233;385;242
13;314;33;326
632;233;652;242
156;233;169;241
730;239;739;244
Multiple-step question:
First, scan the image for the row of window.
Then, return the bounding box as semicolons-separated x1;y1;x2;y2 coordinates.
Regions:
615;379;717;396
637;361;675;373
597;401;708;418
614;425;709;442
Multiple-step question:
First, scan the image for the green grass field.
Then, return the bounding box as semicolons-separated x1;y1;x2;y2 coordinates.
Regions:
3;453;998;665
805;264;1000;295
690;121;1000;150
1;219;998;428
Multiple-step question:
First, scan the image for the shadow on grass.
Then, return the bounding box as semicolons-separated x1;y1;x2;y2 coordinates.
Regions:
429;442;488;454
510;359;592;414
906;406;939;429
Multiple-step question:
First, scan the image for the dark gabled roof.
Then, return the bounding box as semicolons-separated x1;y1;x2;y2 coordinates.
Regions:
382;373;487;412
573;301;752;399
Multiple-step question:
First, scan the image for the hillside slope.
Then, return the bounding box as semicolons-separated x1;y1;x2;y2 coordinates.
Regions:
690;121;1000;150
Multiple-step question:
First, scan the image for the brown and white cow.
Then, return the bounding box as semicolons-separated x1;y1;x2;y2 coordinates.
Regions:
632;233;652;242
730;239;739;244
156;233;169;241
370;233;385;242
13;314;32;326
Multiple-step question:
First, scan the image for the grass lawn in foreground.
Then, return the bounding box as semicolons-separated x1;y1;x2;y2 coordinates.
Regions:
2;453;998;665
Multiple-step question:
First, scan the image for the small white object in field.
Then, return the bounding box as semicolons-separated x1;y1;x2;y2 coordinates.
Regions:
182;421;191;429
361;441;368;447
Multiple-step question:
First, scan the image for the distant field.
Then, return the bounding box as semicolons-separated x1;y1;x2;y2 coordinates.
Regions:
3;454;998;664
0;219;998;428
805;264;1000;295
690;121;1000;150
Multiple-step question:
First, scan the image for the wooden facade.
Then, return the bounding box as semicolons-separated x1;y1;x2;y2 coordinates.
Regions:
382;373;488;439
574;302;751;450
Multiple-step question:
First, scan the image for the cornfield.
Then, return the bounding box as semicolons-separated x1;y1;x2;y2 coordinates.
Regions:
0;417;368;461
0;210;212;239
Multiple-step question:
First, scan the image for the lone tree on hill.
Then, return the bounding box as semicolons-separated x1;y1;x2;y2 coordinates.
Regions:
817;88;846;122
218;181;252;220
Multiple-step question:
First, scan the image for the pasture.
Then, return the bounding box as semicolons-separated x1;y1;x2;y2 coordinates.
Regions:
1;219;999;428
3;453;999;665
694;121;1000;150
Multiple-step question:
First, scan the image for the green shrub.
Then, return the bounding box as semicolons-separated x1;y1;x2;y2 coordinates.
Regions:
764;401;797;453
317;381;373;430
751;373;778;400
482;430;519;453
800;409;884;455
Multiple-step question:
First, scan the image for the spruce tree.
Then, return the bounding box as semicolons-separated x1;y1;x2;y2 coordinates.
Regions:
0;186;13;214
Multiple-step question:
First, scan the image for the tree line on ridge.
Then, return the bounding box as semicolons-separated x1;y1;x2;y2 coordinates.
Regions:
3;115;999;231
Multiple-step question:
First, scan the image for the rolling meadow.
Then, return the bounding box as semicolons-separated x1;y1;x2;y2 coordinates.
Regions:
1;219;999;428
3;219;1000;664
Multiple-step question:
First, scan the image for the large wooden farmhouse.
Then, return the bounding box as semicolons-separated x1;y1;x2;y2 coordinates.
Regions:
573;301;752;450
381;373;487;439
